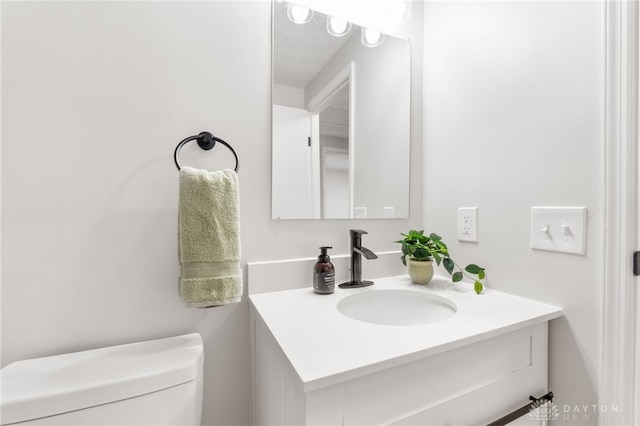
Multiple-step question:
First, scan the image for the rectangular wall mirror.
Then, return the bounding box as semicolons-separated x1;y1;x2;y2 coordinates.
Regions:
272;1;411;219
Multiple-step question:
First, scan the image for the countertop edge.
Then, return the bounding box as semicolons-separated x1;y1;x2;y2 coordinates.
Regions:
298;308;563;392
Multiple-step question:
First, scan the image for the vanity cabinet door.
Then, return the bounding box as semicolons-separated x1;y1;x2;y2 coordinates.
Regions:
306;324;548;425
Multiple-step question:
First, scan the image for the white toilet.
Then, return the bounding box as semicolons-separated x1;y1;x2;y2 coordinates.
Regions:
0;333;204;425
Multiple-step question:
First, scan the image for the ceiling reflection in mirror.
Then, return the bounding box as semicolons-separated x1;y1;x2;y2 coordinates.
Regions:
272;1;411;219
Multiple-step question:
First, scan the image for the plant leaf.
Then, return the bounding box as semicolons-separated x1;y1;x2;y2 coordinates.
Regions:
452;271;463;282
412;247;430;260
401;255;407;266
442;258;454;275
465;264;482;274
474;281;483;294
433;239;445;250
432;252;442;266
478;269;485;279
430;233;442;241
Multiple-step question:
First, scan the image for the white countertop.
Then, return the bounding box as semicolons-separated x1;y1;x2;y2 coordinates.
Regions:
249;275;563;392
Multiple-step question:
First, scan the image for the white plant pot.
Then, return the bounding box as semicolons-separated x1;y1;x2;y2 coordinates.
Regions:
407;259;434;285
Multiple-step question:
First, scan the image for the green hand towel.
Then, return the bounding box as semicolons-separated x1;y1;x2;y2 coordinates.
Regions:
179;167;242;308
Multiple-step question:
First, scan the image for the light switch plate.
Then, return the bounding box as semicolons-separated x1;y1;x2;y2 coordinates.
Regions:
530;206;587;255
457;207;478;242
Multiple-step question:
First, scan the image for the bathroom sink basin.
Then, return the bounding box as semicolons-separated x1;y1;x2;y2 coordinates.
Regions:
337;290;456;326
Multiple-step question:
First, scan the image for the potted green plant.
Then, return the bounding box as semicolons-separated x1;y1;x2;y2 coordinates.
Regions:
396;230;486;294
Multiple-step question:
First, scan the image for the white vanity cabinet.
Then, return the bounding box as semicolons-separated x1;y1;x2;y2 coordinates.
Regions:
249;276;562;426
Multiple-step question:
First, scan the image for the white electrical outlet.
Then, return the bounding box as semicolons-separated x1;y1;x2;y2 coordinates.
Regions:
354;207;367;219
530;206;587;255
457;207;478;242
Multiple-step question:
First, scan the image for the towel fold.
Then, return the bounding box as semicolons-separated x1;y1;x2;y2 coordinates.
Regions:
178;167;242;308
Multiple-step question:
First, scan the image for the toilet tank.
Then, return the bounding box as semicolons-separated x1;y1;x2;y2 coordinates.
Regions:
0;333;204;426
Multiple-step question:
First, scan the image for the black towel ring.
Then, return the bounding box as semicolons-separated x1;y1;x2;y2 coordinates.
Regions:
174;131;239;172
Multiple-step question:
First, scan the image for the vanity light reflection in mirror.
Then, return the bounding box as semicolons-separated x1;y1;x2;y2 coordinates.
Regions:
272;1;411;220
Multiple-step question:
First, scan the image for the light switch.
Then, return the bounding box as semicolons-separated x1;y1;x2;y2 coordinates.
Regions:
530;206;587;255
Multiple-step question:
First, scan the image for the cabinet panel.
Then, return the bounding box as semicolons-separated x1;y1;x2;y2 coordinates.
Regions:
343;326;543;425
252;317;305;425
390;371;546;426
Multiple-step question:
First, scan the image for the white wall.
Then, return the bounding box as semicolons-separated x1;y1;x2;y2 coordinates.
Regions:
1;2;423;425
272;83;305;109
423;1;604;423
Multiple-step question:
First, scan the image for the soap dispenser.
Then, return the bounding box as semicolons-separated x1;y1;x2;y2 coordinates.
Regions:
313;246;335;294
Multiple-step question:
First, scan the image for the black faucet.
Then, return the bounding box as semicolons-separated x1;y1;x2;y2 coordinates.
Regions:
339;229;378;288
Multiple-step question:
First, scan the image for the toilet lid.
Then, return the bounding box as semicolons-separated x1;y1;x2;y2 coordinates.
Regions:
0;333;203;425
